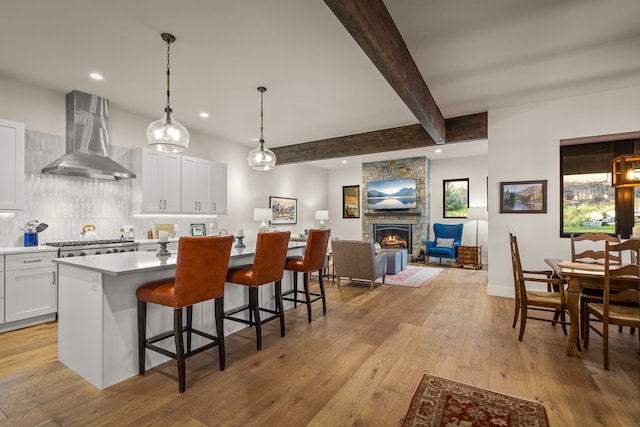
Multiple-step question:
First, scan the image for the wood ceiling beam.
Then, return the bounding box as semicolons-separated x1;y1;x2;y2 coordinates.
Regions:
324;0;445;144
273;112;487;165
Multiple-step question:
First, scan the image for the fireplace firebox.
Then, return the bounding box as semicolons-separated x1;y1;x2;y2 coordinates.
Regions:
373;224;412;252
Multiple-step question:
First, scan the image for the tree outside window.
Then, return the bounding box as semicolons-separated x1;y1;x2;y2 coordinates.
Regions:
443;178;469;218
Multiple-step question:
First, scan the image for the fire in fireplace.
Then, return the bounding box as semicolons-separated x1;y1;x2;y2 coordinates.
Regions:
373;224;412;251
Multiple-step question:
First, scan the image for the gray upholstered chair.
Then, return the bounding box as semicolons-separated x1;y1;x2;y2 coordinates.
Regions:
331;239;387;290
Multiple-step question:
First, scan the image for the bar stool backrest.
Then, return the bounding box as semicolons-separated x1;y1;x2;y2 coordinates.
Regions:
301;229;331;271
251;231;291;285
174;235;234;306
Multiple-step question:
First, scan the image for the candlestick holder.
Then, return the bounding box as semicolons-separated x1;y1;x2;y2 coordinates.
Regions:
235;235;246;248
157;241;171;257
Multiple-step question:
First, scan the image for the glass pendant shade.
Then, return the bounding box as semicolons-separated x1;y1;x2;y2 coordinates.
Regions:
248;139;276;170
146;108;189;153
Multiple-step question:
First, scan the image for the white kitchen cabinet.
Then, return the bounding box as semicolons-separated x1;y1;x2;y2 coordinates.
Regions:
5;252;57;322
132;148;181;213
0;118;25;210
181;156;213;213
0;256;5;324
212;162;227;214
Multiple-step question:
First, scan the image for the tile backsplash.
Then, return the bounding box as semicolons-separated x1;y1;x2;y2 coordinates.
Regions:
0;130;214;247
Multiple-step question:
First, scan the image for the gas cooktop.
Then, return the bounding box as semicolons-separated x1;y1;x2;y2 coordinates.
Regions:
45;239;137;248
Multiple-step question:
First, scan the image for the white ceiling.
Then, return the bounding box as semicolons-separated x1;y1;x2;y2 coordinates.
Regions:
1;1;638;169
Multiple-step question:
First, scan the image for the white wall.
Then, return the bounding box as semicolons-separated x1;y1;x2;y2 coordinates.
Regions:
0;75;329;244
429;155;489;262
488;85;640;297
328;166;363;239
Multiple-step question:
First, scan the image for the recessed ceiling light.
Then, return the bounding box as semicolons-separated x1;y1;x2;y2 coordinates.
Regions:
89;72;103;80
435;148;442;153
199;112;209;118
341;160;347;164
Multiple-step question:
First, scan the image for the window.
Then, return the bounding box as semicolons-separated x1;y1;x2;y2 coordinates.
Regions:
443;178;469;218
560;137;640;238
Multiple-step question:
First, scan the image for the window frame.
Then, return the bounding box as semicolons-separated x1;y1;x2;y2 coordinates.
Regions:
559;132;640;239
443;178;469;218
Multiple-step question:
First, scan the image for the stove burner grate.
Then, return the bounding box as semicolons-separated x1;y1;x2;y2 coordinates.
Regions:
45;239;136;248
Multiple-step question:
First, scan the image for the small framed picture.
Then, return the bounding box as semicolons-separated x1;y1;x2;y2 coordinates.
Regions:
269;196;297;225
500;180;547;213
342;185;360;218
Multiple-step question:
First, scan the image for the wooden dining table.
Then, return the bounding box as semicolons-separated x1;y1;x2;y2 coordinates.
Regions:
545;258;638;356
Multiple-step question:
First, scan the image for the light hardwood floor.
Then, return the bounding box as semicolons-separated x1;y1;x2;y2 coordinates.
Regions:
0;266;638;426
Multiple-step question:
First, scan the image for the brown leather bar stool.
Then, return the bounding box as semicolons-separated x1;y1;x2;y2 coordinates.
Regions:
224;231;291;350
136;235;233;393
283;229;330;322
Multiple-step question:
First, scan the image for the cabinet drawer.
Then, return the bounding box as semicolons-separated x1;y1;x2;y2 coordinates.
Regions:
6;252;55;271
457;246;478;254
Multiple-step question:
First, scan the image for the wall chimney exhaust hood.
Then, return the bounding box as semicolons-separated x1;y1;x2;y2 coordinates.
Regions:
41;90;136;180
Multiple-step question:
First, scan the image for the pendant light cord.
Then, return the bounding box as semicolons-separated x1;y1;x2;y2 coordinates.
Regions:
259;88;265;148
165;37;171;114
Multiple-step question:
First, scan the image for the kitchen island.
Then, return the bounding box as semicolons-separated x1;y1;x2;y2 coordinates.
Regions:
54;240;305;390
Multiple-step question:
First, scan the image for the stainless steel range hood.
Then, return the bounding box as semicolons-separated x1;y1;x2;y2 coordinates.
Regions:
41;90;136;180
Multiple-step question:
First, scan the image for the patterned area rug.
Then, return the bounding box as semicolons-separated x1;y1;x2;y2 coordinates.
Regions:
375;266;442;288
402;373;549;427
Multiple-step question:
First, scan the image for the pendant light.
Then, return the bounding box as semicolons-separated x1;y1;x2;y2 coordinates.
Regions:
146;33;190;153
247;86;276;170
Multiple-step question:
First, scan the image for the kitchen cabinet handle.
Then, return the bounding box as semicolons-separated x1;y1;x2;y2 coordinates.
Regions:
198;201;201;211
23;259;43;263
195;201;198;211
213;202;216;211
52;271;56;284
159;200;162;210
164;200;167;210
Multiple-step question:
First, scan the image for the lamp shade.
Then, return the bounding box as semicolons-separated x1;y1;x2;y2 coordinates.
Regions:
315;210;329;221
467;206;488;220
253;208;272;221
254;208;272;233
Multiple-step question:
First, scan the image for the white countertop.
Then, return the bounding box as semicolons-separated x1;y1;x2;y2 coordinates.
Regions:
53;239;305;276
0;246;58;255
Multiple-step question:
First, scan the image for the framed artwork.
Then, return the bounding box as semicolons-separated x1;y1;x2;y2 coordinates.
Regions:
342;185;360;218
443;178;469;218
500;180;547;213
269;196;297;225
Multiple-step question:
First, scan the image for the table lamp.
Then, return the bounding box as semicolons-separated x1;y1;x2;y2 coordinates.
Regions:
315;210;329;229
467;206;488;246
254;208;272;233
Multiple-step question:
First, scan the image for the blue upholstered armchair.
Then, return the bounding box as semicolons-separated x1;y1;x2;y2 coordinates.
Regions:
426;223;464;266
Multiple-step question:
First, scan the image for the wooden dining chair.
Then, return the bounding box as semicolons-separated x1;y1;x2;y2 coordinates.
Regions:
570;233;636;338
509;233;569;341
584;239;640;370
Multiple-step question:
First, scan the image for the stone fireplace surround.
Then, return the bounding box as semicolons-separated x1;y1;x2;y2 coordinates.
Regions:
361;157;429;256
